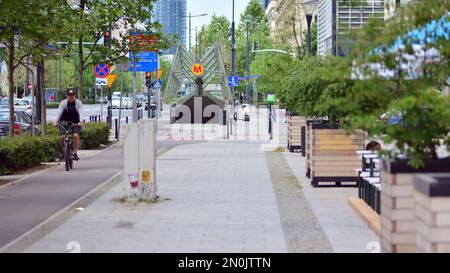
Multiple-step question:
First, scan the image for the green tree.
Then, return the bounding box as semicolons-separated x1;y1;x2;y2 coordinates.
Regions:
196;15;230;60
0;0;70;135
65;0;173;100
235;0;272;94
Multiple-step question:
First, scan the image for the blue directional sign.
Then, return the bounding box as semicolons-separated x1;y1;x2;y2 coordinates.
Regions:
129;51;158;72
238;74;261;80
228;76;239;87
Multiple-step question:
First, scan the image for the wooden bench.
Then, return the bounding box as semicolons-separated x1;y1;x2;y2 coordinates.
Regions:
309;123;365;187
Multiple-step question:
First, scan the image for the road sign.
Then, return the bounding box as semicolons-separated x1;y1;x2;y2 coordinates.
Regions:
94;63;111;78
192;64;204;76
107;74;117;88
27;83;33;90
130;32;158;50
95;77;108;86
129;52;158;72
228;76;239;87
153;80;162;89
238;74;261;80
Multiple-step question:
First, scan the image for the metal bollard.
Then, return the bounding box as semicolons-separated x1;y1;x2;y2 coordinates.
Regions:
126;116;129;124
115;118;118;140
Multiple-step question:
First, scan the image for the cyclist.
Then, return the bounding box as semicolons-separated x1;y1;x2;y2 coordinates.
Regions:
54;90;84;161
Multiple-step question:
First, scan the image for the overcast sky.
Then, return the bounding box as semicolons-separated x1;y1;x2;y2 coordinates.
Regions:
186;0;251;30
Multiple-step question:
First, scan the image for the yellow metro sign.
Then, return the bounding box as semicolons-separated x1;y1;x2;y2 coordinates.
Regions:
192;63;204;76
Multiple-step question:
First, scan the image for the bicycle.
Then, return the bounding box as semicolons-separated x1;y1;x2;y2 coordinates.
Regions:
60;121;74;172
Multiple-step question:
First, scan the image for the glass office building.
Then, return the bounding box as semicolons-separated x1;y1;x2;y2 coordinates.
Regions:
152;0;187;55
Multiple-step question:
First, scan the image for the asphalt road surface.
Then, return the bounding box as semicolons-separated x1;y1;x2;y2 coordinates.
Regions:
0;139;196;249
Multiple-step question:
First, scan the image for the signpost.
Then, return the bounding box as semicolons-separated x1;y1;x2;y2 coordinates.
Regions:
130;32;158;123
129;52;158;72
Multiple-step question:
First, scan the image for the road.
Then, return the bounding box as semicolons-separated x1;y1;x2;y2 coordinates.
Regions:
0;128;195;250
46;104;145;123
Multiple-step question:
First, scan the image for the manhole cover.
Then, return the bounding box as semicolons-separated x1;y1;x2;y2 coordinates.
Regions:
114;221;135;229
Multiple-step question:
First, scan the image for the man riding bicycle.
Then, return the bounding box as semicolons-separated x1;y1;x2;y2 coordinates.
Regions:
54;90;84;161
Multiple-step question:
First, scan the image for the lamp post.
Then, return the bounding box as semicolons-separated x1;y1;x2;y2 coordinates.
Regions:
182;13;208;53
300;0;317;55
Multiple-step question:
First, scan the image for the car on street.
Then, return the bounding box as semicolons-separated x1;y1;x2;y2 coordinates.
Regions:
0;98;34;116
145;96;157;111
0;110;41;138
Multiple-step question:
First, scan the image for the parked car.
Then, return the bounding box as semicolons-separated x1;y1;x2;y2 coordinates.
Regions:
0;110;41;138
0;98;33;116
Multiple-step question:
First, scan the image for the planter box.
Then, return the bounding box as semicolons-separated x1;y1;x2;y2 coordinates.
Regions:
380;158;450;253
309;123;365;187
287;112;305;153
413;173;450;253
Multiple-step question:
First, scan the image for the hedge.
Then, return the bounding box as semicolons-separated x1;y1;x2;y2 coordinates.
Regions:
0;135;61;175
46;102;60;109
47;122;110;150
80;122;110;149
0;123;110;175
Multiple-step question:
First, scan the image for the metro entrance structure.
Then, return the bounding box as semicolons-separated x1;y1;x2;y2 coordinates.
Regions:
163;44;232;124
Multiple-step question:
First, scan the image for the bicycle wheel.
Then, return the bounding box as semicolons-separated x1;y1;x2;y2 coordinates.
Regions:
65;143;71;172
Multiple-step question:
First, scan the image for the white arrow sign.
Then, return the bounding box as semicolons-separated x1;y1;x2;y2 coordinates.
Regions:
95;77;108;86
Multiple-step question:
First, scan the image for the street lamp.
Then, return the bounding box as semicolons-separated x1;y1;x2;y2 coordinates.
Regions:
300;0;317;55
182;13;208;53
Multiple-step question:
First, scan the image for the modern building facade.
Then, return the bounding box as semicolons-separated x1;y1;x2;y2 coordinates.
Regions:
152;0;187;55
317;0;385;57
265;0;278;38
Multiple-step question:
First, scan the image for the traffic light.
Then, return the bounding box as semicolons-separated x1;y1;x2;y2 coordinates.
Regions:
103;30;111;47
145;72;152;88
253;42;258;51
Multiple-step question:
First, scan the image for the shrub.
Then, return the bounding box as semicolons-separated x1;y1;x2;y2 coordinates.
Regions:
46;102;60;109
0;135;61;175
81;122;110;149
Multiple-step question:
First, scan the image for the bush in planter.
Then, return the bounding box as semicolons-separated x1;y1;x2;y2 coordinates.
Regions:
322;2;450;169
81;122;110;150
0;136;61;175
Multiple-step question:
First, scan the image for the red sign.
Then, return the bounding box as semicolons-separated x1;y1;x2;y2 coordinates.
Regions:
27;83;33;90
94;63;111;78
130;33;158;50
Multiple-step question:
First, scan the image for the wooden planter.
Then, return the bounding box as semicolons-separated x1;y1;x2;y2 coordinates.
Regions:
309;123;365;187
380;158;450;253
287;113;305;153
305;120;316;178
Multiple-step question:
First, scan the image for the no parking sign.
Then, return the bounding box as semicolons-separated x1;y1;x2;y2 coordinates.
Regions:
94;63;111;78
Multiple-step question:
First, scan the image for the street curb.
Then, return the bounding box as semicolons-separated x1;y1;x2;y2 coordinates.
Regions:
0;142;118;191
0;145;173;253
0;170;124;253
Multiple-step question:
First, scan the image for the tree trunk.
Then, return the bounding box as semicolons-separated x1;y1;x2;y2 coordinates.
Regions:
7;39;15;136
40;60;46;136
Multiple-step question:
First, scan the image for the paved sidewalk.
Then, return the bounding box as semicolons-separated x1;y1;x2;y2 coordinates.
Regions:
26;142;288;253
283;152;380;253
